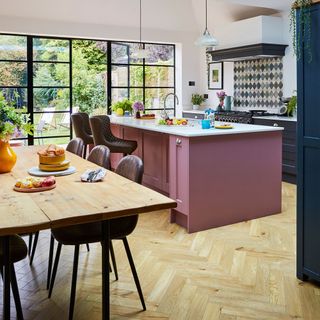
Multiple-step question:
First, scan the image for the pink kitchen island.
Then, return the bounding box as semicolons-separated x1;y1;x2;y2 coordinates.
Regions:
110;116;283;233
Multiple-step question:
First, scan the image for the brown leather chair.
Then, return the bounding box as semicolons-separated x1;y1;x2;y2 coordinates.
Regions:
0;235;28;319
89;115;137;155
87;145;111;170
66;138;84;157
48;155;145;320
71;112;94;158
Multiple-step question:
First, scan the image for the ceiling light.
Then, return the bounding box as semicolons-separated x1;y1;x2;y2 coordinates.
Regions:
195;0;218;47
134;0;149;59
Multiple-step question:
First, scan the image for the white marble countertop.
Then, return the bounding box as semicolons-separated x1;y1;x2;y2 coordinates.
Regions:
110;116;283;138
252;115;297;122
183;109;206;114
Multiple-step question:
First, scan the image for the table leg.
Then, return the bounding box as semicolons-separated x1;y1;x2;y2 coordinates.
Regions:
2;236;11;320
101;220;110;320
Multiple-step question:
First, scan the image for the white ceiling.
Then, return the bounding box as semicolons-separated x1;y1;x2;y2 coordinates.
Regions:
0;0;293;32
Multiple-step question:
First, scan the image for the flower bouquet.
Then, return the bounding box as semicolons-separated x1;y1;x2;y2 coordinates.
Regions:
132;101;144;119
0;93;33;173
0;94;33;142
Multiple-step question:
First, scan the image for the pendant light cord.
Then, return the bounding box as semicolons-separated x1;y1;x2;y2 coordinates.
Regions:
140;0;142;45
205;0;208;31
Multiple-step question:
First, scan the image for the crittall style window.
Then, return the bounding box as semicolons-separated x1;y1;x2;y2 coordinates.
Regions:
0;34;176;145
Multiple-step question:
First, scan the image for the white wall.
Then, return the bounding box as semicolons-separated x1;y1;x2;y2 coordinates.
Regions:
198;14;297;110
0;15;202;117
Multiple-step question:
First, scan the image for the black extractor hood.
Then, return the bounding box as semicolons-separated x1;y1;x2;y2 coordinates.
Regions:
208;43;288;62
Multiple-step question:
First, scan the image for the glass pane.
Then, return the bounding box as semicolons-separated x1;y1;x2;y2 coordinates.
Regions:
33;88;70;112
0;61;27;86
112;66;128;87
72;40;108;114
130;66;143;87
34;136;70;146
111;88;128;103
111;42;142;64
130;88;143;102
0;35;27;61
0;88;27;110
145;44;174;65
145;66;174;87
33;112;70;138
145;88;174;109
33;63;69;87
33;38;70;62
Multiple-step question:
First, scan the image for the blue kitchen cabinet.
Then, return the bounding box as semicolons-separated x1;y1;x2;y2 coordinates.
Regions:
297;3;320;281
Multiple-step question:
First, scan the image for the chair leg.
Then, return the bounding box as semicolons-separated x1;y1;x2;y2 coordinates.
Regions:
28;234;33;256
83;145;87;159
47;234;55;290
86;243;90;252
48;242;62;298
29;231;39;266
69;245;80;320
109;241;118;281
10;264;24;320
122;237;146;310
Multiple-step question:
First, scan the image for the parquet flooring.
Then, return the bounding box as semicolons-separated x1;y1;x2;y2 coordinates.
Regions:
1;182;320;319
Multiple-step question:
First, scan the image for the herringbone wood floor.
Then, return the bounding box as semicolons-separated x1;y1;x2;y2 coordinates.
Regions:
1;183;320;319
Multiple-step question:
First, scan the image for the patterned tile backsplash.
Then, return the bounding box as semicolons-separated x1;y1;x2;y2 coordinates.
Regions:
233;58;283;110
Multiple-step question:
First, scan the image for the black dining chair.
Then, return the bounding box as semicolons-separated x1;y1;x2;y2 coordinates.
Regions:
48;155;145;320
0;235;28;320
89;115;137;156
71;112;94;158
29;138;85;272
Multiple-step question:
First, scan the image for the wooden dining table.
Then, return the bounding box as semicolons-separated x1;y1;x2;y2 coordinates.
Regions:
0;145;177;320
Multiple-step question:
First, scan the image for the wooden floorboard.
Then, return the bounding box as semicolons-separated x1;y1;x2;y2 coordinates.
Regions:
1;182;320;319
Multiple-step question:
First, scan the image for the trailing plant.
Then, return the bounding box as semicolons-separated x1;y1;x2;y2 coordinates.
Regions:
287;93;297;117
191;94;206;106
290;0;312;62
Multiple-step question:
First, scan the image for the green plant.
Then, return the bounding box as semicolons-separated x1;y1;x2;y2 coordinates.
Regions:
111;99;133;112
0;93;33;141
287;94;297;117
191;94;206;105
290;0;312;62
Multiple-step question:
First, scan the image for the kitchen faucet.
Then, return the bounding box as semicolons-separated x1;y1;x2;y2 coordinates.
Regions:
162;93;179;119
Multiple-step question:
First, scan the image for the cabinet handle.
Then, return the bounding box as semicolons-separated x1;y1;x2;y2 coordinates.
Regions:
176;138;182;146
273;123;279;127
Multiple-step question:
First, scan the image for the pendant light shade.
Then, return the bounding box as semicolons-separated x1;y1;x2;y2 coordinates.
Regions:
133;0;149;59
195;0;218;47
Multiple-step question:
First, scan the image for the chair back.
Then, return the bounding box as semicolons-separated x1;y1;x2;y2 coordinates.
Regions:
71;112;94;145
110;155;144;238
66;138;84;157
89;115;116;147
87;145;111;170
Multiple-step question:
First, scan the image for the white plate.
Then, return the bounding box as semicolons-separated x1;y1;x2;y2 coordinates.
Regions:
28;166;76;177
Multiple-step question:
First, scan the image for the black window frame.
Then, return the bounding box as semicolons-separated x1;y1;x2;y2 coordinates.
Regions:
0;33;176;145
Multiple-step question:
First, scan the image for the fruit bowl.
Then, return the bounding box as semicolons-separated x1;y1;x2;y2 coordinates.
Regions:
158;118;188;126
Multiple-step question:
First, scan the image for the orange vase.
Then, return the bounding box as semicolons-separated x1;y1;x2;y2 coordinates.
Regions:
0;140;17;173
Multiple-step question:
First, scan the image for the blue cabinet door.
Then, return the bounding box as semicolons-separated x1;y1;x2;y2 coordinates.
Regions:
297;3;320;281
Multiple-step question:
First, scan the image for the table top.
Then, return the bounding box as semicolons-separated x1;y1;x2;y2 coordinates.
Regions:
0;146;177;236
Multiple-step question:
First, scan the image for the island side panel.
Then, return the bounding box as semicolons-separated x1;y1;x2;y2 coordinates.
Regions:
187;131;282;233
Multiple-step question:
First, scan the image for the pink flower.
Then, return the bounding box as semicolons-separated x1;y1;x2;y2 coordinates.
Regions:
132;101;144;112
216;91;227;99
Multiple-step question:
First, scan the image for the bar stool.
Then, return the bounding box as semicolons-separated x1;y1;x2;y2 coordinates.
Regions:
89;115;137;156
71;112;94;158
